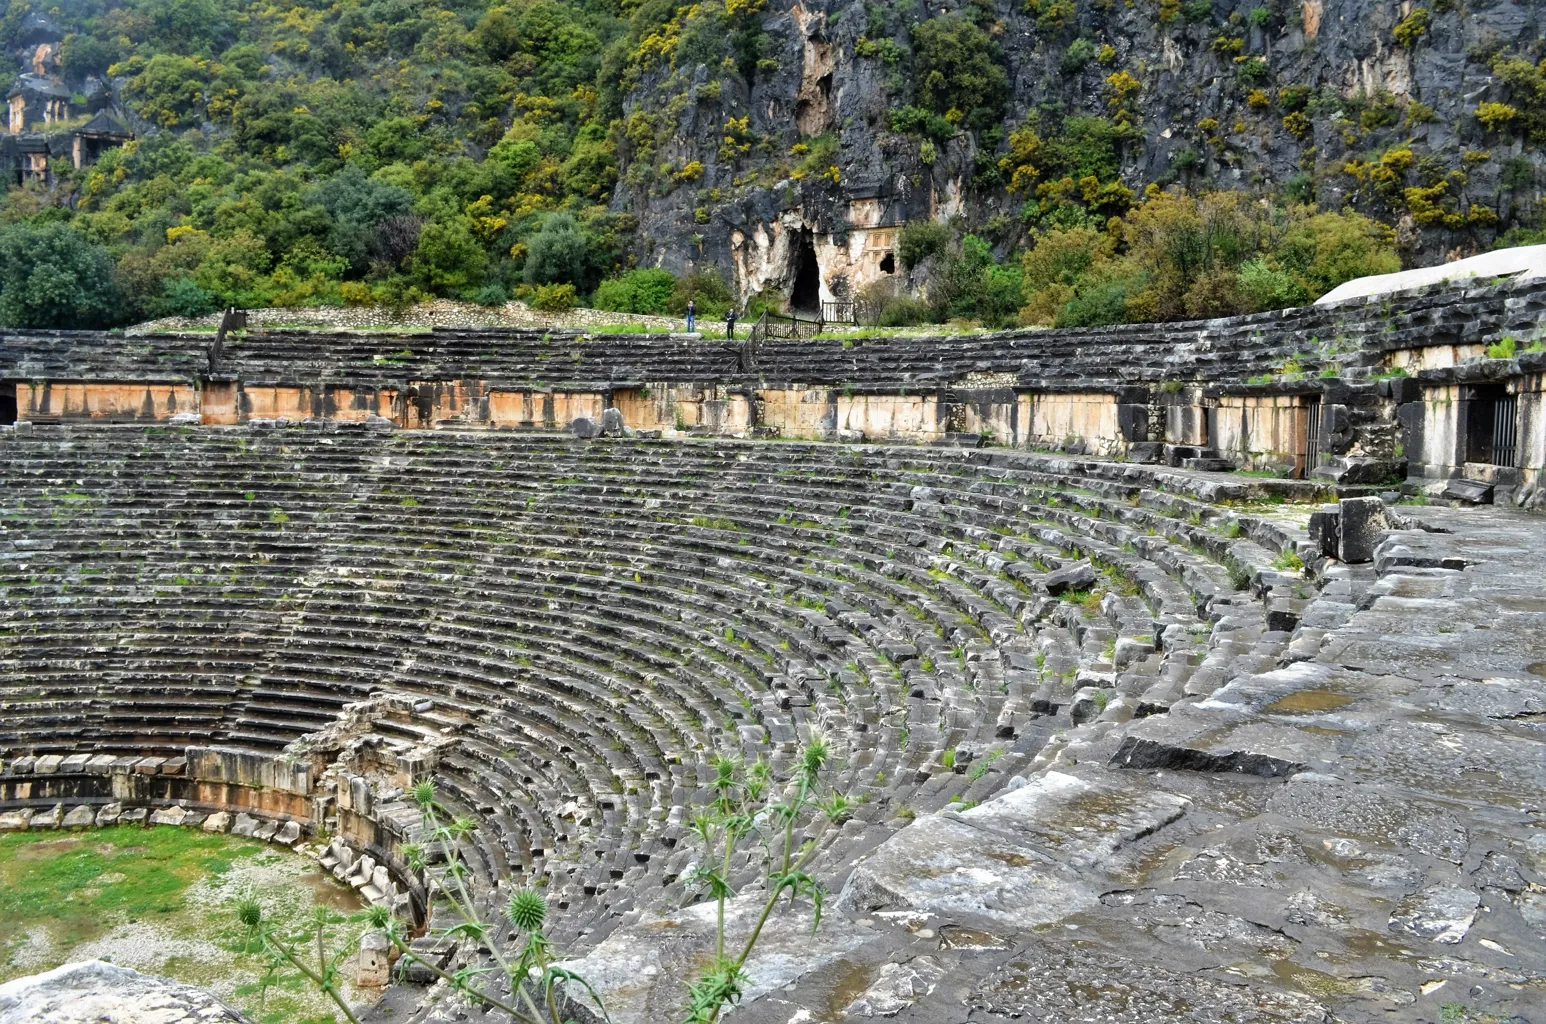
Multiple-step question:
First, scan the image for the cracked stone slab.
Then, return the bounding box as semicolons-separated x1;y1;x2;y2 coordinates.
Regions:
968;942;1331;1023
838;770;1190;928
841;955;947;1017
1388;886;1480;944
0;960;251;1023
555;891;875;1024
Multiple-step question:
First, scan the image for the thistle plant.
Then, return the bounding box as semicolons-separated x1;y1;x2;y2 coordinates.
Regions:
238;899;365;1024
232;736;844;1024
239;778;607;1024
367;779;609;1024
679;733;852;1024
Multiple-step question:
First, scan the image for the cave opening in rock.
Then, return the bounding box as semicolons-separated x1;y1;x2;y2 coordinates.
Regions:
879;252;895;275
790;233;821;315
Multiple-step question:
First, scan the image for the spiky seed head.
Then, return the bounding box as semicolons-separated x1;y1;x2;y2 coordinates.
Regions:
507;888;547;932
365;903;392;929
412;780;436;808
237;898;263;930
712;753;737;789
802;731;830;775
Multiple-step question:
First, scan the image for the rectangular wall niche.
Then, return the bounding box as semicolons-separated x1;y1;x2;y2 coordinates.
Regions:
1465;384;1519;468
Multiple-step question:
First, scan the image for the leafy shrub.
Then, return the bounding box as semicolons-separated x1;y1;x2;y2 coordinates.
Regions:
1392;8;1431;48
888;105;955;142
593;268;678;314
876;296;934;326
670;271;733;316
1056;275;1138;328
1278;84;1311;111
531;282;577;311
1061;38;1097;73
1027;0;1077;31
413;219;490;294
929;234;1025;328
1476;102;1518;133
1237;259;1307;311
523;213;591;287
743;287;784;318
1493;57;1546;143
470;283;508;306
897;221;951;270
158;277;220;317
1235;56;1269;84
1022;227;1115;295
1275;211;1400;296
1284;172;1315;204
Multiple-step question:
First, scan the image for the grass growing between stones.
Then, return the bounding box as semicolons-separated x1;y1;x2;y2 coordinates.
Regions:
0;825;364;1024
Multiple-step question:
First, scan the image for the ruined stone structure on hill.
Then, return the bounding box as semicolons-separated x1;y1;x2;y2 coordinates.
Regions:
0;13;129;188
2;280;1546;1022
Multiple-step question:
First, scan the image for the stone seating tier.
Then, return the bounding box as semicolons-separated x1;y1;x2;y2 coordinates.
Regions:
0;426;1315;949
3;274;1543;389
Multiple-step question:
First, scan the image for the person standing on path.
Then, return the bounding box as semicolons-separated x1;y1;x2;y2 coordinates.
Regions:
685;299;696;334
725;308;736;339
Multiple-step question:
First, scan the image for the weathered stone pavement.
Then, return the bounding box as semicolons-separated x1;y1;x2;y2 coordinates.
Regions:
699;503;1546;1023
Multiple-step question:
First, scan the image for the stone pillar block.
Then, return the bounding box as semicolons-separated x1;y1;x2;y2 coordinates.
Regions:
1338;496;1389;564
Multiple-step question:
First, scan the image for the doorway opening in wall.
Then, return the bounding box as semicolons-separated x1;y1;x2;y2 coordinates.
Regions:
1302;397;1321;479
790;233;821;315
879;252;895;274
0;384;15;426
1466;384;1518;467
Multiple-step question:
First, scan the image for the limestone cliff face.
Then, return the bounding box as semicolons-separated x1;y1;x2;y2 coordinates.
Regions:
612;0;1546;306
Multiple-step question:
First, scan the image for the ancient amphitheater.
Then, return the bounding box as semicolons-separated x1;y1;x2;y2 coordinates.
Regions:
2;278;1546;1024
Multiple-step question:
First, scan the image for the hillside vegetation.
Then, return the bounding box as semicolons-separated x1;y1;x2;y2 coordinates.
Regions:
0;0;1538;329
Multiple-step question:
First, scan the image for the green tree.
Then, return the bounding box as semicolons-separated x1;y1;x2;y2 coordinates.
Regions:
308;166;416;271
910;14;1009;130
59;34;117;83
0;224;120;329
116;54;210;129
413;219;490;294
897;220;951;270
1276;210;1400;297
523;212;591;287
670;271;733;315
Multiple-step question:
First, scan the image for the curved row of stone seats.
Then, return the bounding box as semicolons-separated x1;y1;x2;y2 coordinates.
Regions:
7;274;1545;391
749;275;1546;385
0;326;746;388
0;329;211;380
3;433;1292;785
0;436;1304;770
215;328;739;386
0;426;1312;949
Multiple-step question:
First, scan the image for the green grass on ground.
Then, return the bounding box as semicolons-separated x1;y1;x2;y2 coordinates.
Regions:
0;825;364;1024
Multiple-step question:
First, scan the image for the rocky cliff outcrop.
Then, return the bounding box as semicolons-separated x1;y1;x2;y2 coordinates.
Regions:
613;0;1546;305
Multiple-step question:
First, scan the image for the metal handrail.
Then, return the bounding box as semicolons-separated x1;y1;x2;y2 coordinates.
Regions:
739;311;768;371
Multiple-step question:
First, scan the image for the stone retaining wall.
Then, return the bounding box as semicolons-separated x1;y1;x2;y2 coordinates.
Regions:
6;276;1546;487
